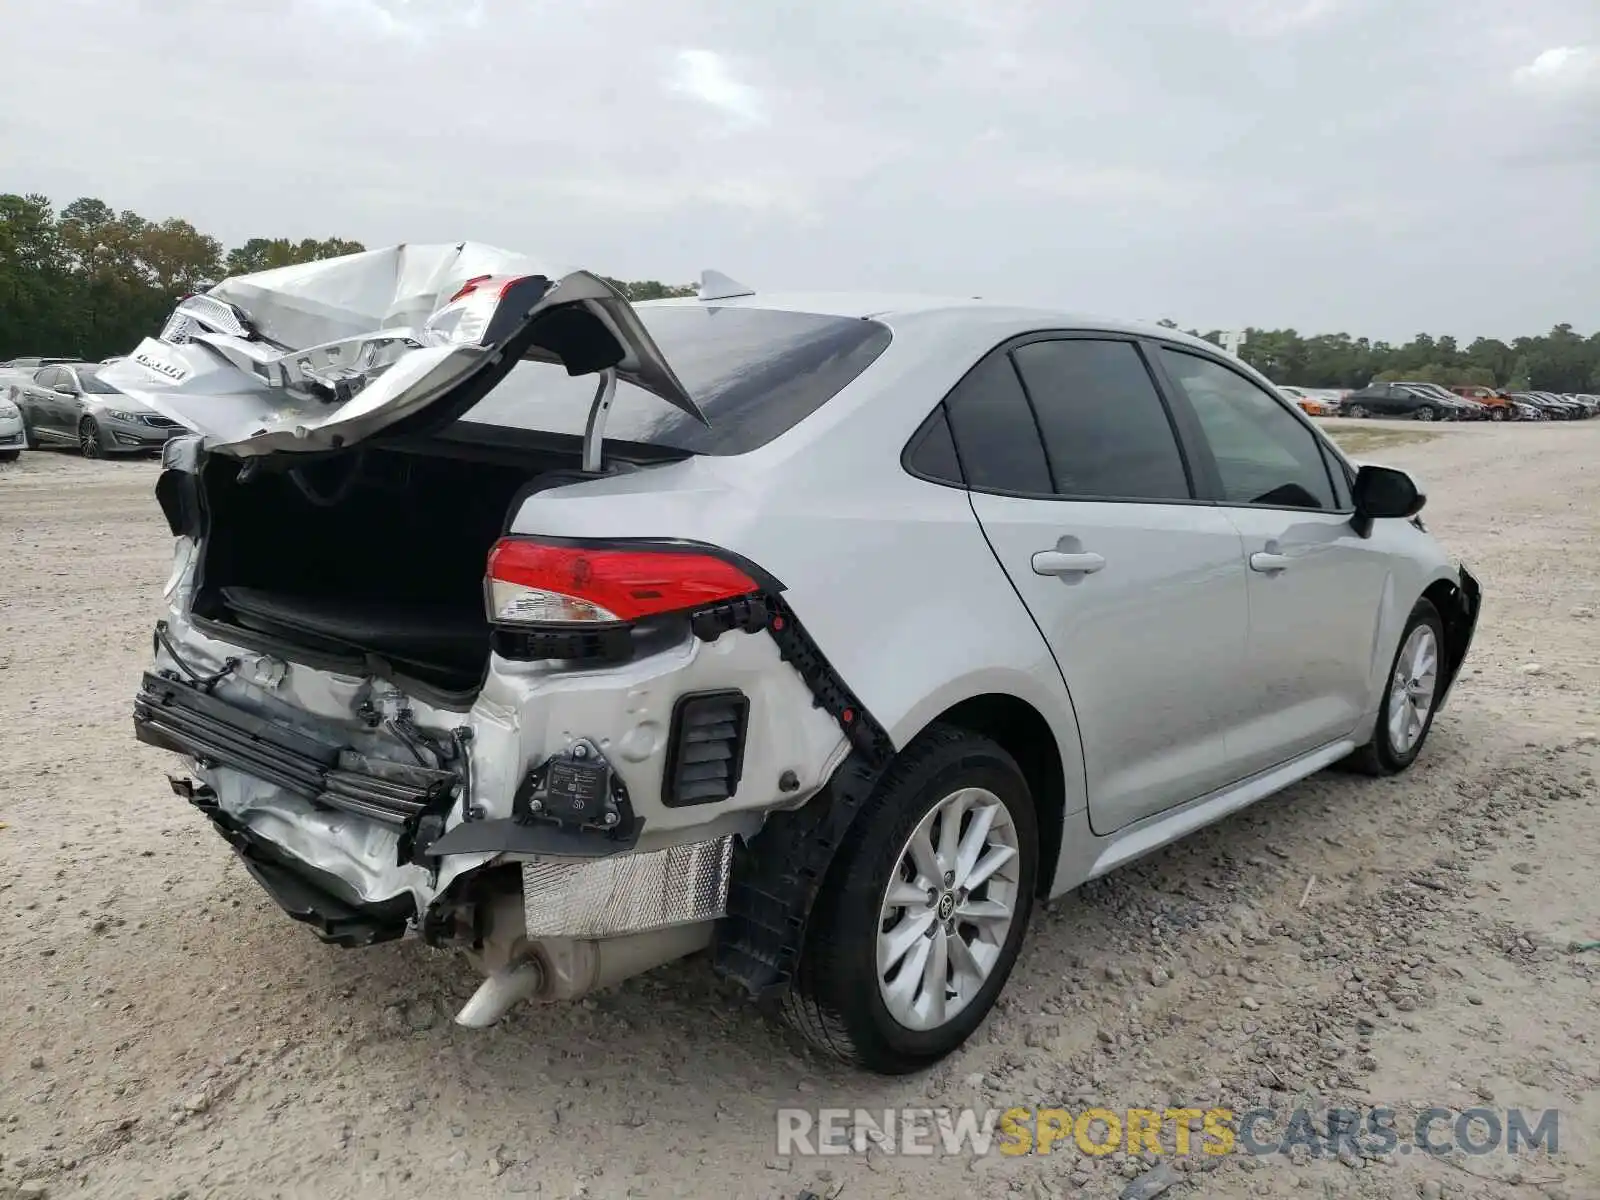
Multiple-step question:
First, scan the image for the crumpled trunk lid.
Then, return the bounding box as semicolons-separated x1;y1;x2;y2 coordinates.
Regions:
100;242;704;458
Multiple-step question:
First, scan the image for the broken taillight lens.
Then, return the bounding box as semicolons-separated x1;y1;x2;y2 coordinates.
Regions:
425;274;547;349
486;538;761;626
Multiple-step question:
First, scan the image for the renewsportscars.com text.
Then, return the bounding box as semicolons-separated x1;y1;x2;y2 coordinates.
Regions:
776;1105;1560;1159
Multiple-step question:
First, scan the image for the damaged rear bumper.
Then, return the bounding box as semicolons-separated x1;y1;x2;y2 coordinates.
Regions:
134;666;743;948
173;776;415;947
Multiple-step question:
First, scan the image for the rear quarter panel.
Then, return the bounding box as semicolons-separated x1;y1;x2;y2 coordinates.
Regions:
508;313;1090;816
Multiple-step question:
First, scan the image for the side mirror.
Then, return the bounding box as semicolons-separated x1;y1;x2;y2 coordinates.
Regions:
1351;464;1425;537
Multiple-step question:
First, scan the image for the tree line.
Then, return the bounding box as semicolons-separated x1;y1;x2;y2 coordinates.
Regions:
0;193;701;363
3;193;1595;391
1165;321;1600;394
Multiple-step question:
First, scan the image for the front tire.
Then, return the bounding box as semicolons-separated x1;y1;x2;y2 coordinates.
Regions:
78;417;103;459
1414;406;1436;422
1489;406;1506;421
1346;404;1369;419
1342;600;1445;776
782;724;1038;1074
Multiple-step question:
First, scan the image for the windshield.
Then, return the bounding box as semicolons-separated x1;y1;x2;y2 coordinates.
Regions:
75;368;121;394
455;305;893;456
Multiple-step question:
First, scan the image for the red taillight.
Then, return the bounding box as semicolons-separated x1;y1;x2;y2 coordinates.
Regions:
486;538;761;626
447;274;495;304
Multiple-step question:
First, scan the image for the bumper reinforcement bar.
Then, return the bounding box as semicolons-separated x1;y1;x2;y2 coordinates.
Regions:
133;671;459;827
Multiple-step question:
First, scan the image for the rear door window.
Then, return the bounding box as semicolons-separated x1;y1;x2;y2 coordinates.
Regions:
903;405;965;485
1009;339;1192;501
941;353;1053;494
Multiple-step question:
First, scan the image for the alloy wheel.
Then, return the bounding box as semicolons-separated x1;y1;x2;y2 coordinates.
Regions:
79;418;102;458
1388;624;1439;755
877;786;1021;1031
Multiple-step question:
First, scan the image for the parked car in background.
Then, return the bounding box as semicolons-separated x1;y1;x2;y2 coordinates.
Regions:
14;362;190;456
1277;385;1336;416
0;390;23;461
1448;385;1516;420
1507;398;1544;420
1341;383;1458;421
1;357;73;399
1563;393;1598;417
1533;392;1585;419
1509;392;1573;420
1392;382;1487;420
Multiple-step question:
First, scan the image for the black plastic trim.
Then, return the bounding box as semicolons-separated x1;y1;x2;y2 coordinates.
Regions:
491;622;635;664
661;690;751;808
713;599;897;996
426;815;643;858
714;752;885;997
1434;565;1482;712
155;467;202;538
763;595;894;766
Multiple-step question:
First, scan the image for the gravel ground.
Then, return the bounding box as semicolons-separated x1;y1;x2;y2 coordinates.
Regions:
1;421;1597;1200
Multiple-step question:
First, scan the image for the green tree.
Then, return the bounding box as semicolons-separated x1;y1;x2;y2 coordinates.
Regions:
224;236;367;276
602;277;697;301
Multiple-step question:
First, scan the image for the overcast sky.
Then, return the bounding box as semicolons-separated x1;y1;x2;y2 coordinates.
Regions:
2;0;1596;341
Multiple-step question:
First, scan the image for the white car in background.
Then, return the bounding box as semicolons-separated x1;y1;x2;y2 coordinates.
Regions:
0;391;23;461
119;244;1482;1074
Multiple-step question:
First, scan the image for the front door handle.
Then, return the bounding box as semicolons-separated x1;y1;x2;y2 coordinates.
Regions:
1250;551;1292;573
1032;550;1106;577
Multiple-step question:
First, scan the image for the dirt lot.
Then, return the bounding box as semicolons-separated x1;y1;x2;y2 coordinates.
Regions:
2;421;1597;1200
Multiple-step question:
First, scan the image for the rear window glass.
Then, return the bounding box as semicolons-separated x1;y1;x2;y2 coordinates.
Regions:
455;305;893;456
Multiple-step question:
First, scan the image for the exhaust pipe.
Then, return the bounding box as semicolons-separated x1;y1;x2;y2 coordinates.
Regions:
454;921;714;1028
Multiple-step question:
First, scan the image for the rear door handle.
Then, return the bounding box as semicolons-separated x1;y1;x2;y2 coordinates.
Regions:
1032;550;1106;577
1249;551;1292;573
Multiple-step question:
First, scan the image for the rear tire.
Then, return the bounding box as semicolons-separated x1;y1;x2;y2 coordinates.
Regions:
0;449;18;463
782;724;1038;1075
1340;599;1445;777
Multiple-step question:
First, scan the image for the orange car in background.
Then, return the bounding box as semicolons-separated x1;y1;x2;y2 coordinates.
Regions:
1449;386;1515;418
1277;385;1336;416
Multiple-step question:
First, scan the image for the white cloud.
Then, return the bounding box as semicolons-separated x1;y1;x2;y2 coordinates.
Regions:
1011;163;1204;205
302;0;485;43
1;0;1595;340
1202;0;1343;38
667;49;767;129
1512;45;1600;93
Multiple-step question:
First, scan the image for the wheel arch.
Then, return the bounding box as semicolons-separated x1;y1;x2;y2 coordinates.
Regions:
1421;571;1479;710
914;692;1069;899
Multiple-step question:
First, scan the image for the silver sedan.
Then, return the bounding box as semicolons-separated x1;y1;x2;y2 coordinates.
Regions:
14;362;188;457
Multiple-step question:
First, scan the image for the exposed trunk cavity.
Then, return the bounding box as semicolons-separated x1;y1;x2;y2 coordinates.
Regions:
190;442;581;697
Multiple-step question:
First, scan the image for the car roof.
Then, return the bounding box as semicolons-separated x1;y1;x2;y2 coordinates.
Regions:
638;291;1228;356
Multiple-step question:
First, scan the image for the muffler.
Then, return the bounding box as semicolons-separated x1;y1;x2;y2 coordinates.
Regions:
454;922;714;1028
